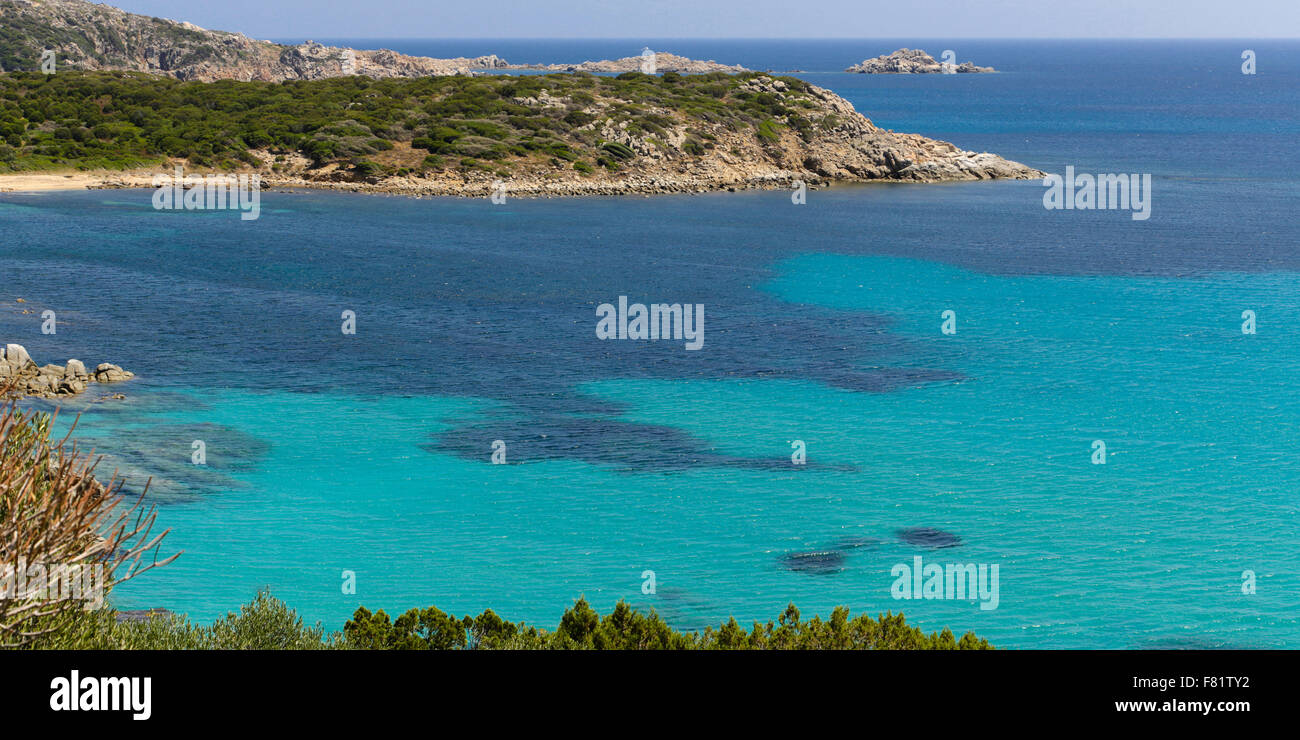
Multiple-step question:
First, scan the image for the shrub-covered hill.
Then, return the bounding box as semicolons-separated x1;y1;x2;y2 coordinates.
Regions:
0;69;1039;195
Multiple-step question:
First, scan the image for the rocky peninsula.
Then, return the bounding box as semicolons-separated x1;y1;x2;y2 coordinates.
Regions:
0;2;1040;198
847;48;995;74
1;344;134;399
0;69;1042;199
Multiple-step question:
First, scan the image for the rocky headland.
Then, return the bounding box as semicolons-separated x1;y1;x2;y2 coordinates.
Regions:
1;343;134;399
0;71;1042;199
0;0;746;81
846;48;995;74
0;2;1039;198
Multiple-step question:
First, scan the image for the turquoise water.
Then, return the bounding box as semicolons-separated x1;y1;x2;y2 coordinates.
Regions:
2;41;1298;647
57;258;1300;648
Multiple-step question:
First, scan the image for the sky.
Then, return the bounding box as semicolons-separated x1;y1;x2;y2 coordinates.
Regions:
107;0;1300;39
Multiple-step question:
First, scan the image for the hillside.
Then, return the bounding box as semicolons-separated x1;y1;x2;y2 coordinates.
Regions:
0;69;1040;196
0;0;745;80
0;0;508;79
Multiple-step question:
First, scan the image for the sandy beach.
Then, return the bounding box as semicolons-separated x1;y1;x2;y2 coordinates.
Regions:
0;172;156;192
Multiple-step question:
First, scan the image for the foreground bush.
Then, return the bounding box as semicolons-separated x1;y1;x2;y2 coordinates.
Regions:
32;591;334;650
25;591;991;649
0;393;177;647
345;598;992;650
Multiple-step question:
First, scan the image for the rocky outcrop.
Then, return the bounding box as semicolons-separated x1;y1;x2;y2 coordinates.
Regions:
1;344;134;399
0;0;512;80
846;48;995;74
0;0;742;81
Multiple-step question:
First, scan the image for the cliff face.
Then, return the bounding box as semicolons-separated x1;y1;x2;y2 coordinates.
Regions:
0;0;508;79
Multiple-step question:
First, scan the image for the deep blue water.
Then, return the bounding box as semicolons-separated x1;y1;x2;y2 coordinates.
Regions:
2;40;1298;648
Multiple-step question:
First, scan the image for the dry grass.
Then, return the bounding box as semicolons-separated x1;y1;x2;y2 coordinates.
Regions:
0;383;178;646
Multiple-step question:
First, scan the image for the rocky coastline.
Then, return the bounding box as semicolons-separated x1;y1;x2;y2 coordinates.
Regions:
1;344;134;399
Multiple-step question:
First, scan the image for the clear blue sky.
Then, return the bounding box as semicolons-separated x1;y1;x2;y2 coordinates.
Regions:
109;0;1299;39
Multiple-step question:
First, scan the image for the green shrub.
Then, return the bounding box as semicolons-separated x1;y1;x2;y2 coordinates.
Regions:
600;141;635;160
341;597;991;650
348;159;388;181
25;591;333;650
20;591;992;651
756;118;781;142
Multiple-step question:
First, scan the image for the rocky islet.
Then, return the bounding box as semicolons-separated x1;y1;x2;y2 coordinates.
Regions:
846;48;996;74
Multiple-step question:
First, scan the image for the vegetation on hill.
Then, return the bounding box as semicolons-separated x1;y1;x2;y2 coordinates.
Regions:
0;69;826;179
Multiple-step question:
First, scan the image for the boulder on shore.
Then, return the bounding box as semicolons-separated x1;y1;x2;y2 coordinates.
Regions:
3;343;32;368
95;363;134;383
0;343;135;399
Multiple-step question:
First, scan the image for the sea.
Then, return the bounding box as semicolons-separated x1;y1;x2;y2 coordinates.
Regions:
1;40;1297;648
